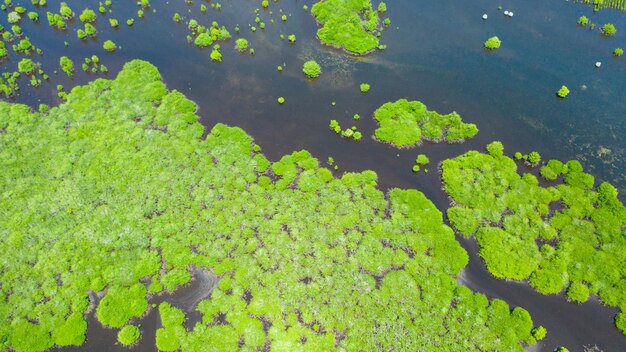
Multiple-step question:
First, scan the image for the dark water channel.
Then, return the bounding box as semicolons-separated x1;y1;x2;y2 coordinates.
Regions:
3;0;626;350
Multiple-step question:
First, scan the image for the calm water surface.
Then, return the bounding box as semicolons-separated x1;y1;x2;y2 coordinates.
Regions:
2;0;625;351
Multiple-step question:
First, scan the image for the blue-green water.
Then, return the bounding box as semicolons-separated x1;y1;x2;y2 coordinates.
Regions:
2;0;626;351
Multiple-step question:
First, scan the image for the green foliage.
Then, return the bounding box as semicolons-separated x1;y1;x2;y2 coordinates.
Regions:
614;48;624;56
288;34;296;42
578;15;589;26
60;2;73;18
46;11;66;28
194;33;213;47
311;0;384;54
486;141;504;157
0;60;541;351
602;23;617;36
53;313;87;346
567;282;590;303
484;36;501;49
477;227;541;280
17;58;35;74
378;2;387;12
84;23;96;36
8;11;21;23
527;151;541;166
540;159;565;180
557;85;570;98
10;320;53;352
118;325;140;346
103;40;117;52
442;143;626;334
302;60;321;78
79;8;96;23
97;284;148;328
159;302;185;327
210;47;222;62
235;38;249;51
617;312;626;334
416;154;429;165
360;83;370;92
59;56;74;77
278;96;285;104
373;99;478;148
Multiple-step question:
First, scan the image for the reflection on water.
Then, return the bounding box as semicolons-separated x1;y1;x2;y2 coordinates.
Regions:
4;0;626;350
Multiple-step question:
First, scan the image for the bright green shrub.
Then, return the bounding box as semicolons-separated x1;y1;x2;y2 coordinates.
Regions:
484;36;501;50
79;8;96;23
310;0;382;54
235;38;249;51
602;23;617;36
103;40;117;52
96;284;148;328
373;99;478;147
118;325;140;346
557;85;569;98
0;60;545;351
59;56;74;77
302;60;321;78
442;143;626;335
17;58;35;74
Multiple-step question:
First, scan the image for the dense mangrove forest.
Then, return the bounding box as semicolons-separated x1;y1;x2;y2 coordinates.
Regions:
0;0;625;351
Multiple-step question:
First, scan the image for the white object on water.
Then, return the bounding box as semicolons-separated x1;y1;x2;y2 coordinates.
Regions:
483;14;488;20
508;12;514;17
504;10;510;15
595;61;602;68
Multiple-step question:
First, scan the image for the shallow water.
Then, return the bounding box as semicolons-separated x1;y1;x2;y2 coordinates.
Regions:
3;0;626;350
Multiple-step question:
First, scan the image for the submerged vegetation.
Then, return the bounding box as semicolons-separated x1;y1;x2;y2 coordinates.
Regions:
0;60;543;352
442;142;626;335
373;99;478;148
310;0;388;54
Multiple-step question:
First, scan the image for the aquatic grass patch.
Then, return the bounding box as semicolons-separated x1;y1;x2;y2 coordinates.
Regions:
373;99;478;148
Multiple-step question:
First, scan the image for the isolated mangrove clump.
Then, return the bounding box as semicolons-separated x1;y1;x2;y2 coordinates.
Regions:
103;40;117;52
484;36;501;50
0;60;541;351
302;60;322;78
601;23;617;36
59;56;75;77
117;325;140;346
373;99;479;148
235;38;249;51
557;85;569;98
310;0;384;54
442;142;626;335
